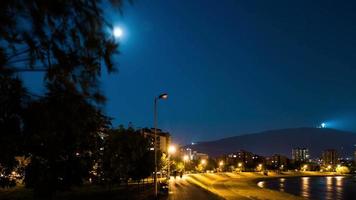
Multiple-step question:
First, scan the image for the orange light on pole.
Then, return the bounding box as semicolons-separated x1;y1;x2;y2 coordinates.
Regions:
219;161;224;166
168;145;176;154
201;159;206;165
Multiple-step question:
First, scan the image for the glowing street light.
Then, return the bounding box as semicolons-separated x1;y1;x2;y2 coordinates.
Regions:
257;164;263;172
167;144;176;180
168;145;176;154
238;162;243;167
183;155;189;162
159;93;168;99
218;161;224;172
279;164;285;171
201;159;206;165
182;155;189;175
219;161;224;166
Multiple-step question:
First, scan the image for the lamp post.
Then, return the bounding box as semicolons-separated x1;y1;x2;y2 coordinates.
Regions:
201;159;207;173
167;145;176;180
154;93;168;198
183;155;189;174
238;162;243;173
219;161;224;172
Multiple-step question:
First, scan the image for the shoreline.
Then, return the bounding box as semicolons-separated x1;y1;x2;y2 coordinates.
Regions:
252;171;348;184
186;172;346;200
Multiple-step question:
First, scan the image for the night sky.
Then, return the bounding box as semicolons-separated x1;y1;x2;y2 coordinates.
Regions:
22;0;356;144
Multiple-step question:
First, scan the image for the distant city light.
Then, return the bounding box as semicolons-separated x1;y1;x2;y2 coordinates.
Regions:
321;123;326;128
191;142;196;145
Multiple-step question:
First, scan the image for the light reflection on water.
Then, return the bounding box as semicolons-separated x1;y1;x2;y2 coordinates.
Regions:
335;176;343;200
257;181;265;188
326;176;333;200
301;177;310;198
258;176;356;200
279;178;285;192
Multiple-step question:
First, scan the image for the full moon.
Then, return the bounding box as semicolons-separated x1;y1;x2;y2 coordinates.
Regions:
113;27;123;38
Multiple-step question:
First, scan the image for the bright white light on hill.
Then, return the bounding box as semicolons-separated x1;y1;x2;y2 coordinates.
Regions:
321;123;326;128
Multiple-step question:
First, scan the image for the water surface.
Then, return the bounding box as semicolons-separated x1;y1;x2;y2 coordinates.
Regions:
258;176;356;200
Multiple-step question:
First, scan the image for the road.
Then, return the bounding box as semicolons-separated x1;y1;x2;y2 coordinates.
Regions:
162;176;223;200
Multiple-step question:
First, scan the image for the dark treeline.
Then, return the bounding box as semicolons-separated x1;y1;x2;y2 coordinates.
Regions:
0;73;160;199
0;0;154;199
0;73;155;198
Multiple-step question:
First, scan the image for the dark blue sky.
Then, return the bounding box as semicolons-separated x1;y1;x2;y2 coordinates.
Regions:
22;0;356;144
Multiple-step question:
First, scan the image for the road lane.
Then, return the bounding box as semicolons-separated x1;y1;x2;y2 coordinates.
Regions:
163;177;222;200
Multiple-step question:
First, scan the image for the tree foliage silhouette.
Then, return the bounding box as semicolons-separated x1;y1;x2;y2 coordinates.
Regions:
23;84;111;198
0;0;123;102
102;127;154;186
0;0;127;196
0;72;27;186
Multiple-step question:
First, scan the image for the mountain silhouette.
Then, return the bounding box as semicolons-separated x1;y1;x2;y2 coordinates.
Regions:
186;127;356;158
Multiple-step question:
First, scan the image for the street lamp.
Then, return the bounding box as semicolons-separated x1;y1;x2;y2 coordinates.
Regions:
219;161;224;166
168;145;176;154
183;155;189;174
201;159;206;165
219;161;224;172
167;145;176;180
154;93;168;198
238;162;243;172
327;165;332;171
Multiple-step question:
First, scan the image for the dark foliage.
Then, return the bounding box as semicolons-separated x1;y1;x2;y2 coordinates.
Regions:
0;0;123;102
22;84;111;198
101;127;154;186
0;72;27;180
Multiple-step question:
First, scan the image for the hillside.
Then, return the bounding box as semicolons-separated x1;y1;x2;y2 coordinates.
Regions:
186;127;356;158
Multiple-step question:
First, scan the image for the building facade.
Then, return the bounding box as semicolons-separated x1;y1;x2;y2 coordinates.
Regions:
192;151;209;161
225;150;263;169
292;148;310;162
141;128;171;154
181;147;193;160
322;149;338;165
266;154;289;167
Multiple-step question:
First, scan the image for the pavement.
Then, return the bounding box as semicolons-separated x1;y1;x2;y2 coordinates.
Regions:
184;172;336;200
161;176;222;200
